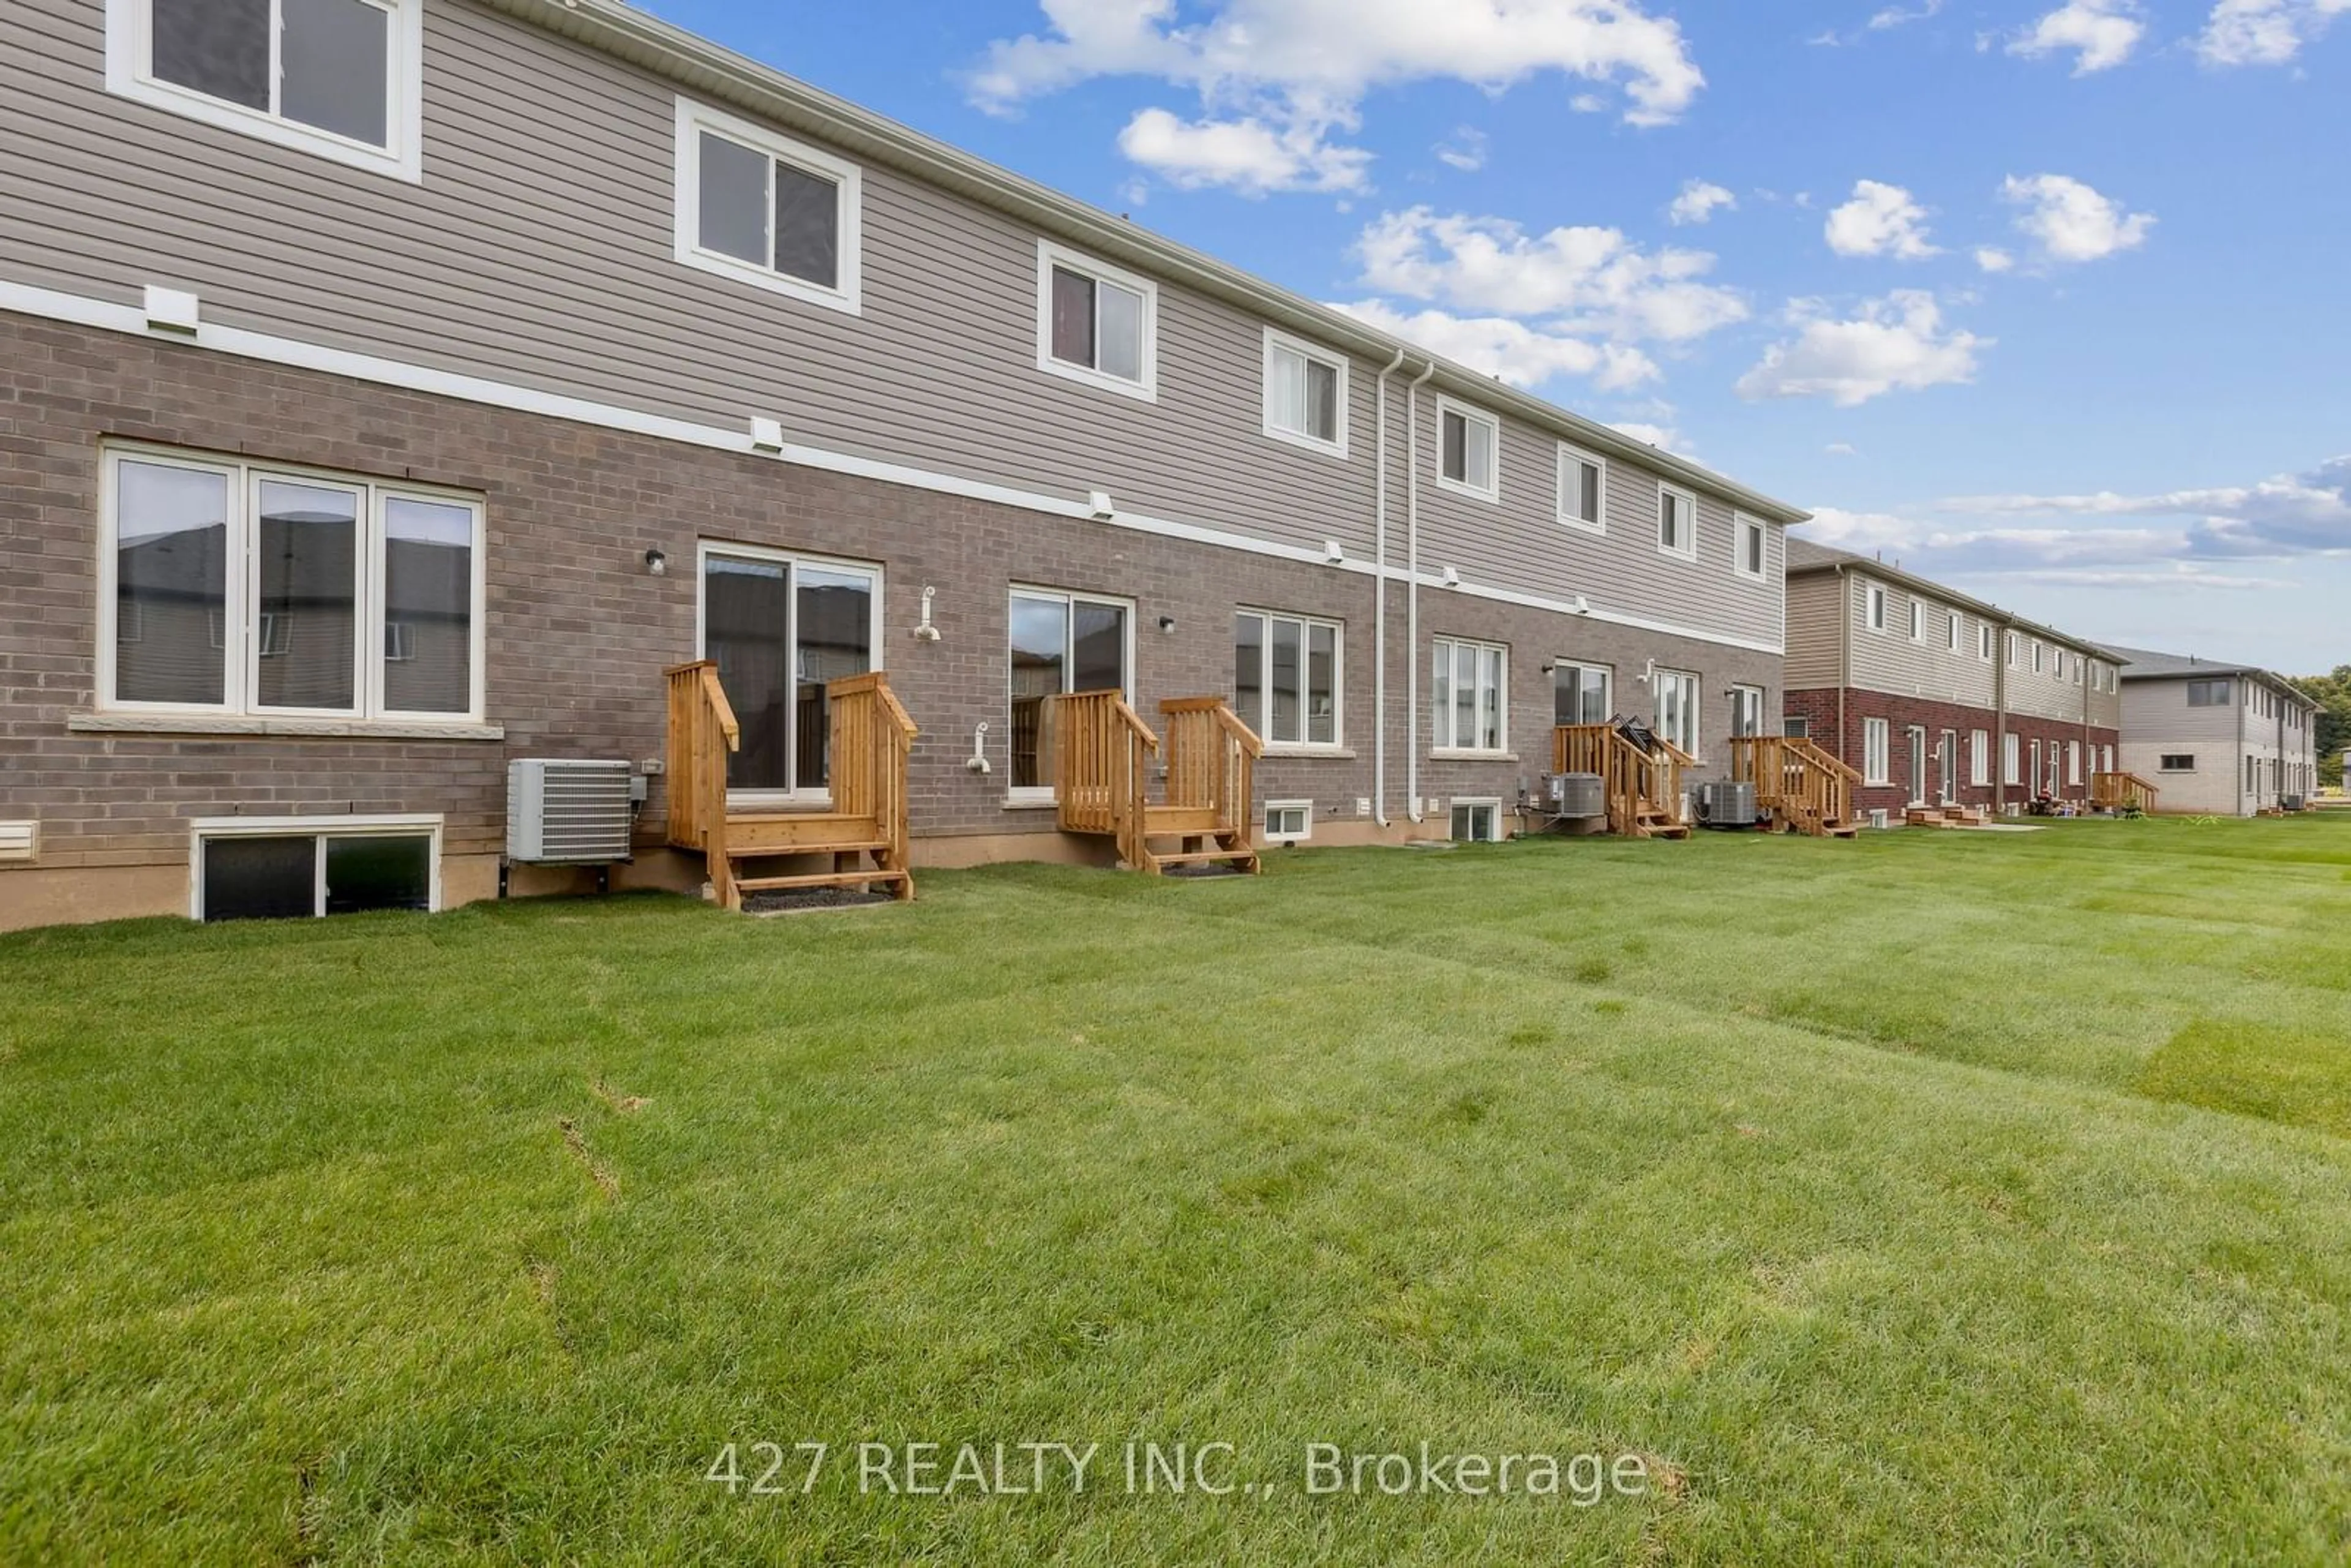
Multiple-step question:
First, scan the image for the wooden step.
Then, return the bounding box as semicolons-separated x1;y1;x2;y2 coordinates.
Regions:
727;839;888;861
1151;847;1260;868
734;868;910;893
1143;805;1224;835
724;811;887;852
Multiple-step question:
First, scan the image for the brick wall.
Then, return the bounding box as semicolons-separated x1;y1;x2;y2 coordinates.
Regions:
1;312;1783;920
1785;686;2120;815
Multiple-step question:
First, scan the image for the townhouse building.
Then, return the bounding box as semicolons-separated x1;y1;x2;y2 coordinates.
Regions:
1783;541;2122;819
2111;649;2319;816
0;0;1805;929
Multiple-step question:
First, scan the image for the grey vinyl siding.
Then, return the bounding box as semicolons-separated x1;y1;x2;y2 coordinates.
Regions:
1;0;1782;651
1844;576;1998;708
1783;573;1842;688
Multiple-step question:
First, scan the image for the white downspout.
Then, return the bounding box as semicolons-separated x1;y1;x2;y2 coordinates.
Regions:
1372;347;1405;828
1404;359;1437;823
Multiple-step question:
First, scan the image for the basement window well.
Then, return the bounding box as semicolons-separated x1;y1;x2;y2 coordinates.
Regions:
192;816;440;921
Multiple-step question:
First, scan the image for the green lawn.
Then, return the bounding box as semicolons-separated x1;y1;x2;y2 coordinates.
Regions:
5;817;2351;1563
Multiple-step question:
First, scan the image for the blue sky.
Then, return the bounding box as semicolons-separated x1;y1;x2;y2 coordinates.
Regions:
645;0;2349;675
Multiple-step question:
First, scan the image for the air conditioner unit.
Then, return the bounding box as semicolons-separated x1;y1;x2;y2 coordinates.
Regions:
507;759;633;865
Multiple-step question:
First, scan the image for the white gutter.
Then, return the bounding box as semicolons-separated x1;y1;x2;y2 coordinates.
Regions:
1372;347;1406;828
1404;359;1436;824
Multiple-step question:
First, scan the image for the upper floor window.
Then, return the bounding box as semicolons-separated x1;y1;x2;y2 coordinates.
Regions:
100;443;482;723
1908;599;1927;642
1559;445;1606;532
1437;400;1501;502
105;0;424;181
673;100;860;313
2186;679;2233;707
1658;484;1698;560
2031;640;2045;674
1980;623;1996;661
1038;242;1156;400
1234;610;1341;748
1262;331;1346;456
1865;582;1888;632
1734;515;1766;579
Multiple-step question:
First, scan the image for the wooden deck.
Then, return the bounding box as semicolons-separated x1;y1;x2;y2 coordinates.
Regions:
1553;724;1693;839
2090;771;2161;814
665;662;918;910
1727;735;1862;839
1054;691;1264;875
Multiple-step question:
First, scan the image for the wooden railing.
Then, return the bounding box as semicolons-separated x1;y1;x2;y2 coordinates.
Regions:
827;671;920;876
1162;697;1263;839
1553;724;1692;837
1053;689;1160;871
665;659;740;907
2090;770;2160;814
1728;734;1860;837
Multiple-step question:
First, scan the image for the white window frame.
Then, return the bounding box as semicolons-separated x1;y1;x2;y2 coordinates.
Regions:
1262;800;1313;844
1553;661;1613;727
2003;732;2022;787
1970;729;1990;787
1558;443;1608;534
1007;585;1138;806
2032;640;2045;674
1430;635;1509;756
1947;610;1963;653
1261;329;1348;459
672;99;862;315
2068;740;2083;787
1654;667;1701;757
1657;483;1700;562
97;442;486;726
1434;398;1502;503
694;540;887;807
1905;725;1929;806
1733;514;1767;579
1234;607;1344;752
1728;683;1766;740
104;0;424;182
1862;717;1891;786
1448;798;1504;844
187;813;443;920
1908;599;1927;643
1865;581;1888;634
1980;622;1997;662
1035;241;1158;402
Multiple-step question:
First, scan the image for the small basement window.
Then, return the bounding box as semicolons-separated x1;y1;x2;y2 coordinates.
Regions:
2159;754;2196;772
193;817;438;921
1450;800;1502;843
1263;800;1312;843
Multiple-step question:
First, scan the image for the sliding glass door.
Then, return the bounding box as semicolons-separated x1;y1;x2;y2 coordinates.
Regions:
699;546;877;798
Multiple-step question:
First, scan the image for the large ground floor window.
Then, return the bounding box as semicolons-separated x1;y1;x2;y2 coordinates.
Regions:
1234;610;1339;748
699;544;878;797
1432;637;1507;753
1010;588;1131;793
102;443;482;723
1654;669;1700;756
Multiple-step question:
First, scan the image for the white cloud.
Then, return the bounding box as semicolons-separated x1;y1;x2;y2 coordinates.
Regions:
1434;127;1489;172
1794;510;2297;590
1355;207;1749;343
1974;246;2016;273
969;0;1709;198
1870;0;1945;29
2197;0;2350;66
1824;180;1940;260
2001;174;2154;263
2009;1;2148;74
1938;456;2351;557
1667;179;1737;226
1736;291;1986;407
1826;442;1861;456
1116;107;1371;194
1610;420;1695;454
1329;300;1660;389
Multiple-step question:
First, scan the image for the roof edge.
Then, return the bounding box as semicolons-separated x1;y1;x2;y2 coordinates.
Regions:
476;0;1812;526
1785;542;2123;661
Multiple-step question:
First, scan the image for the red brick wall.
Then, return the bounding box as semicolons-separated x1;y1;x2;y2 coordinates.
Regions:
1784;687;2118;816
